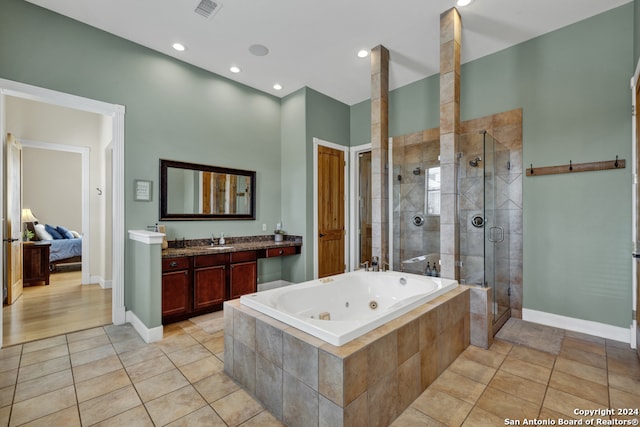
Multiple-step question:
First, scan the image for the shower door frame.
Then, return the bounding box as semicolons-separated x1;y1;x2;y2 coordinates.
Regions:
349;143;372;271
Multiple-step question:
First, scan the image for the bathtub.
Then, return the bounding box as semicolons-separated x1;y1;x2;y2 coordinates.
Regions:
239;270;458;345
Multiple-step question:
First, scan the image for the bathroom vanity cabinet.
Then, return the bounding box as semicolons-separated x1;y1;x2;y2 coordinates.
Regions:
162;241;300;324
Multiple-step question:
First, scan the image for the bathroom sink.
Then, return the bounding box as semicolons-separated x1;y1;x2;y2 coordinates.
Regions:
206;246;233;250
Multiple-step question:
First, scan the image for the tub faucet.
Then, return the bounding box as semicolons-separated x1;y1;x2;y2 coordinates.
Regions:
371;256;379;272
359;261;369;272
380;262;389;272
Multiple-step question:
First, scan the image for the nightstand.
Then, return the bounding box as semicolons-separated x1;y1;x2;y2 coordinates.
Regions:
23;241;51;286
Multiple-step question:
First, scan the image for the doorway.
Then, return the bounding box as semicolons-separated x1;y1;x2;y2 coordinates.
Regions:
0;78;126;348
314;138;348;278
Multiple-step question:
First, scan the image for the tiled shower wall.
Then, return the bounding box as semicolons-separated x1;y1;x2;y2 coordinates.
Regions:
391;109;523;318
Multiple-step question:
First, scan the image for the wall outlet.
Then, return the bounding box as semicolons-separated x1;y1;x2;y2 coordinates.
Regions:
262;223;267;231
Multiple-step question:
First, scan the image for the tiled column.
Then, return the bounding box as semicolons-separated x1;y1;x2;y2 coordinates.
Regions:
439;8;462;279
371;45;390;264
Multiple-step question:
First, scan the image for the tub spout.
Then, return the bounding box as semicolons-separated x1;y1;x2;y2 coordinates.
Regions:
359;261;369;271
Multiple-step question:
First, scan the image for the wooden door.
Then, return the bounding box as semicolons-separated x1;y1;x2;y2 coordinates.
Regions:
6;134;23;304
317;145;345;278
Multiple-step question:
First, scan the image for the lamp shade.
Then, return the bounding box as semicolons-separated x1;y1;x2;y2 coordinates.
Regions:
21;208;38;223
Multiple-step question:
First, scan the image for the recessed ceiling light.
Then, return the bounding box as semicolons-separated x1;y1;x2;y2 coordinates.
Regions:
273;84;283;91
230;66;241;73
249;44;269;56
456;0;472;6
172;43;186;52
357;49;369;58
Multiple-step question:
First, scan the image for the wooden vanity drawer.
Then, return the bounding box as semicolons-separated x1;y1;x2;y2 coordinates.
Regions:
266;246;297;258
230;250;257;263
163;257;190;272
194;253;228;268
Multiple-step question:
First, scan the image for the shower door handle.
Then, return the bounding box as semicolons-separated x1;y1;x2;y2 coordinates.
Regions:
488;226;504;243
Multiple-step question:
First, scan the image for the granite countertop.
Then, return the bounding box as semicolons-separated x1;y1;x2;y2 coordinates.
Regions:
162;238;302;258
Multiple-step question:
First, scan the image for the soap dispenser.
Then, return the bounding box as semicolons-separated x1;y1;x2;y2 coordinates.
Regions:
219;232;225;245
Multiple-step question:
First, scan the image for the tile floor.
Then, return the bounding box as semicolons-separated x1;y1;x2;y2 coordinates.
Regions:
0;312;638;426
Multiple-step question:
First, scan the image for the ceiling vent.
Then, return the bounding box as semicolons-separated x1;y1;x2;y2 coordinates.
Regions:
194;0;223;19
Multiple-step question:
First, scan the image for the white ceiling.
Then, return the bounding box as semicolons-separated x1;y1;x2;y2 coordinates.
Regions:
26;0;630;106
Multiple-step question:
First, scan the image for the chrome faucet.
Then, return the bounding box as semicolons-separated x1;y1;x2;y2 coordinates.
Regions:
210;233;215;246
371;256;379;272
360;261;369;271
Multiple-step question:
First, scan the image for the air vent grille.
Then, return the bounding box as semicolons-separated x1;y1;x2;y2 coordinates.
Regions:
194;0;222;19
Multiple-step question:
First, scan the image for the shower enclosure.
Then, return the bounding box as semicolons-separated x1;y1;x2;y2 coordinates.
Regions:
392;129;514;330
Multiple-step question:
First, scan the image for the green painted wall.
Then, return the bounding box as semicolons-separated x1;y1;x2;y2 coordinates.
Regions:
127;239;162;327
280;87;350;282
635;0;640;66
350;4;634;328
0;0;282;328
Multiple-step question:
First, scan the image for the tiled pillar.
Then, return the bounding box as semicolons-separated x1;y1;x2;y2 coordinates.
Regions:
439;8;462;279
371;45;390;264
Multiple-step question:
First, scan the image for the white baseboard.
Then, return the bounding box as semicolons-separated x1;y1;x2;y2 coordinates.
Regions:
523;308;632;344
258;280;292;292
90;275;112;289
125;310;163;343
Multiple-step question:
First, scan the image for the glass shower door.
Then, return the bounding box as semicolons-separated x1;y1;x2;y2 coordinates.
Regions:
483;132;510;327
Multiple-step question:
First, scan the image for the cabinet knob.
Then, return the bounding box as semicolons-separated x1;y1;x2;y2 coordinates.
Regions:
279;250;284;255
170;261;178;267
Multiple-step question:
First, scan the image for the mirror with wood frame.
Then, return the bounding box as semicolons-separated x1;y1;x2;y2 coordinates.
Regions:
160;159;256;220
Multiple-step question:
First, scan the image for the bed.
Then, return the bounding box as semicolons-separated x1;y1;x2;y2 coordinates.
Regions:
48;238;82;271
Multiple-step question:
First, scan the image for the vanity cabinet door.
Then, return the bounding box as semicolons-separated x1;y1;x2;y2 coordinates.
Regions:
162;269;190;318
194;265;226;310
230;261;257;299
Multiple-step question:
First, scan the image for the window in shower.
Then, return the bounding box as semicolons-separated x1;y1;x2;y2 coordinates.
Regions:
425;166;441;215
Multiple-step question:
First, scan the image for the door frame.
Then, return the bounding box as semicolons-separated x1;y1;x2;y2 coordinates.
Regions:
0;78;126;348
632;58;640;350
349;143;371;271
20;139;92;285
313;137;348;279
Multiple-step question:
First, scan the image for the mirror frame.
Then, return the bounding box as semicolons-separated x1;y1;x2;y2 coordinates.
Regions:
160;159;256;220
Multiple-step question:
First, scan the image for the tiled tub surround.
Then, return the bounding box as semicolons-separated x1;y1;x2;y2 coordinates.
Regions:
239;271;458;346
224;286;470;427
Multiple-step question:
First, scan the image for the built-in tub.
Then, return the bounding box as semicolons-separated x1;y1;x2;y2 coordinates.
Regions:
240;270;458;345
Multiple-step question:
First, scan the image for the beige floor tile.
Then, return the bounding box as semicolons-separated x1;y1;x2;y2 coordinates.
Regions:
68;333;111;354
194;371;240;403
0;346;22;360
461;345;506;369
157;334;200;354
607;349;640;378
0;369;17;389
203;331;225;354
0;355;20;374
212;388;264;427
17;355;70;383
166;405;227;426
488;370;547;405
562;336;606;356
72;354;123;383
66;327;107;343
76;369;132;402
488;339;513;355
145;385;208;426
448;355;498;384
20;343;69;367
509;345;556;368
125;354;175;383
610;388;640;420
565;330;606;346
22;335;67;354
118;344;164;367
20;406;80;427
14;369;73;403
542;387;604;420
475;386;540;421
0;406;9;427
69;343;116;367
9;384;76;427
609;371;640;396
430;370;486;404
461;406;505;427
390;407;446;426
134;368;190;402
500;355;552;384
554;356;608;385
78;384;141;426
166;343;212;367
112;336;147;355
549;370;609;406
90;405;153;427
539;407;575;421
559;346;606;370
239;410;287;427
411;388;473;427
179;355;224;383
0;385;15;408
